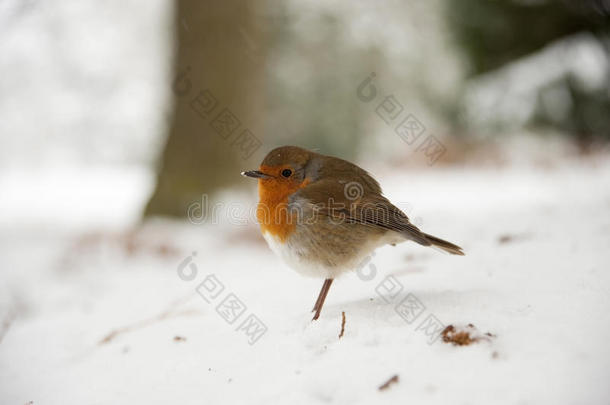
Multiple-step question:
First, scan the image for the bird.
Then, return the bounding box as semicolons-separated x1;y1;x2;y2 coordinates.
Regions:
241;146;464;320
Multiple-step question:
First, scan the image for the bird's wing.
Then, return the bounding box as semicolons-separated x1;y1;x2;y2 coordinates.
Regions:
291;178;431;246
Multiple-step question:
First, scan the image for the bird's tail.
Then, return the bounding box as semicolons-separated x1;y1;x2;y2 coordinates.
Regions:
422;233;464;256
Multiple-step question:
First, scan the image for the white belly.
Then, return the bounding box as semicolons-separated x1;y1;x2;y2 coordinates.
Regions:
262;231;333;278
262;230;401;279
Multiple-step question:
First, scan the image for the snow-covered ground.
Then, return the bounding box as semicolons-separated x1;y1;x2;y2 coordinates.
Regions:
1;156;609;405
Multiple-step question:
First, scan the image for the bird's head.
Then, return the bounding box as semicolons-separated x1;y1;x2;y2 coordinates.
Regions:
241;146;317;202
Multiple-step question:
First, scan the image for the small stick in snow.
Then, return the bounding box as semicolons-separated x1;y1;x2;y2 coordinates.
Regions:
99;294;199;345
338;311;346;339
378;375;399;391
99;309;200;345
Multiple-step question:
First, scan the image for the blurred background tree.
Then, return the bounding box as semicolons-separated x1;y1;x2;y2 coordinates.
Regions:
144;1;266;217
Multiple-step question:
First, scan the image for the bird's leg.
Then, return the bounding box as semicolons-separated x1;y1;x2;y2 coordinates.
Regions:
311;278;334;321
312;279;333;312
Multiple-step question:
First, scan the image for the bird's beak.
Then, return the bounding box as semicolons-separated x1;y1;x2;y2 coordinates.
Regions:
241;170;272;179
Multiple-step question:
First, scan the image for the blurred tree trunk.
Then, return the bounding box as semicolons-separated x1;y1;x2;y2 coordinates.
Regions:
144;1;266;217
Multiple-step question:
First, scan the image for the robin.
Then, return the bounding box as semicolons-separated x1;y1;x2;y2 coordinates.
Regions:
242;146;464;320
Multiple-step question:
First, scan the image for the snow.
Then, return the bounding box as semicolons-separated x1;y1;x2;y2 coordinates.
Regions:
1;156;610;404
0;166;154;229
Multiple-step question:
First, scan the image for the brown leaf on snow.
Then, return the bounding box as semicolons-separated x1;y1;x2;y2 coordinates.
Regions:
441;324;495;346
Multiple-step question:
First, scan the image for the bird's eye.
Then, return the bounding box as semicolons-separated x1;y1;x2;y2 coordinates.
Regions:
281;169;292;178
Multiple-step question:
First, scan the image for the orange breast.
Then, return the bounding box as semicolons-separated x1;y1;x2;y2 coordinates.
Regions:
256;174;310;242
257;198;295;242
